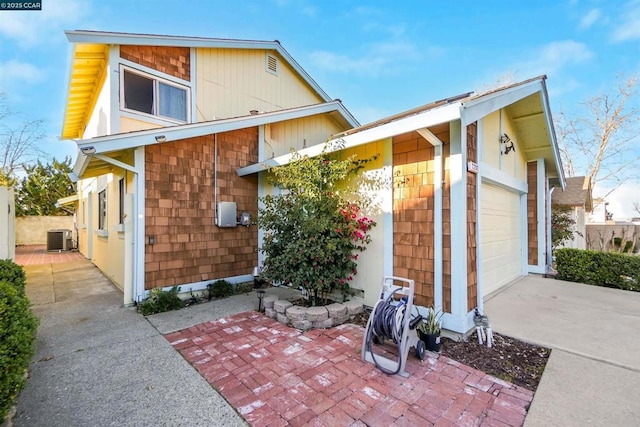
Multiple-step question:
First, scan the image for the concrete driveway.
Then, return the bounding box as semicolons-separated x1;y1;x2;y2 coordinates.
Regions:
485;275;640;426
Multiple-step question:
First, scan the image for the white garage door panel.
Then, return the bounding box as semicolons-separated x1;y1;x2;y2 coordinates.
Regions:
481;184;522;296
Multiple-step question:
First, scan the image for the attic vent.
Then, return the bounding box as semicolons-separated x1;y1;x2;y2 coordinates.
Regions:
266;53;278;75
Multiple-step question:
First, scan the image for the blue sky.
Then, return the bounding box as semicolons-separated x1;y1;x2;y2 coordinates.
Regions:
0;0;639;217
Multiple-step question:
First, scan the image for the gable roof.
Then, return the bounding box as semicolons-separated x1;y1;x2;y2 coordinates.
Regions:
552;176;593;210
238;75;565;187
62;30;338;140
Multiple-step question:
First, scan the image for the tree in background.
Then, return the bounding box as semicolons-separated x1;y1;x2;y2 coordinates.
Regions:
555;75;639;196
551;205;579;249
15;157;76;216
259;142;379;305
0;93;47;184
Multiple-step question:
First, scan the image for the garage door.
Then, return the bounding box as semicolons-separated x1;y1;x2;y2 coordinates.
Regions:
480;183;522;296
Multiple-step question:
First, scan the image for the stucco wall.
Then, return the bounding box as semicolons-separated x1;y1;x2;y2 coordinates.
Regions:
16;216;75;245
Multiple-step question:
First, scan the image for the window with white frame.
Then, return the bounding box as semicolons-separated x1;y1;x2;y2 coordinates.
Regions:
98;190;107;230
121;66;189;122
118;178;126;225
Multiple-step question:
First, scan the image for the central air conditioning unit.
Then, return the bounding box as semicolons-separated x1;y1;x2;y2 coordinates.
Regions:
47;229;73;251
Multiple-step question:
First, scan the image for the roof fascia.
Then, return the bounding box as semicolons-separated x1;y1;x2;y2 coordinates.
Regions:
539;78;566;189
75;102;348;155
461;77;566;189
56;194;79;207
461;79;544;124
72;149;90;180
237;101;461;176
65;30;333;103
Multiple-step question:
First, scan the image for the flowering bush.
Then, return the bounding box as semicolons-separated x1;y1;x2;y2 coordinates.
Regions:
259;145;377;305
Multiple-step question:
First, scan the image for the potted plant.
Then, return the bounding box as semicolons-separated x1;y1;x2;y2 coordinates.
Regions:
417;307;443;352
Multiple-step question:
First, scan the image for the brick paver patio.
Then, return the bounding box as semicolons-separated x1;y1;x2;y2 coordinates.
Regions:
167;311;533;426
15;244;86;266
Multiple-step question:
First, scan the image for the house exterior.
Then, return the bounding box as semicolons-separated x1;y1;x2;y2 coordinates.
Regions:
61;31;358;305
61;31;564;334
240;76;565;333
552;176;593;249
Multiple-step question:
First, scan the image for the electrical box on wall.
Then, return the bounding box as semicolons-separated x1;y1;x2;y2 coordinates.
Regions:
216;202;237;227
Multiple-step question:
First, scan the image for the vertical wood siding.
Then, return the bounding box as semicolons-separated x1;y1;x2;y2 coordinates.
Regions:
195;48;324;121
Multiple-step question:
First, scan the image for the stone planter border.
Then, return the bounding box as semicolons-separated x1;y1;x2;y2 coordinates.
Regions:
263;297;364;331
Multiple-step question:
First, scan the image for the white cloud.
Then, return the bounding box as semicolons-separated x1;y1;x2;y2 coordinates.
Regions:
580;8;601;29
0;60;45;84
310;41;421;77
511;40;593;79
594;181;640;219
0;0;88;47
611;1;640;42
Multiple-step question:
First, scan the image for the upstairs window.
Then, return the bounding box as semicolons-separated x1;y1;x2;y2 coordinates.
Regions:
121;66;189;122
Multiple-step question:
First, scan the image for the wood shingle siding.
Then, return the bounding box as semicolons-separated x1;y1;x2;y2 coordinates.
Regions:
144;129;258;289
120;45;191;81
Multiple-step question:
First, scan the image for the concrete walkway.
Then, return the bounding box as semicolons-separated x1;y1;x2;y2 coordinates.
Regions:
15;261;248;427
485;275;640;427
15;258;535;426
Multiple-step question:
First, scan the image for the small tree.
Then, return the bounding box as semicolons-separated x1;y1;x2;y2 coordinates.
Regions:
259;144;377;305
15;157;76;216
551;204;579;249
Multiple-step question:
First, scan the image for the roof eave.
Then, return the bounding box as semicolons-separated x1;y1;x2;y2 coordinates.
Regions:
65;30;333;103
70;102;352;179
237;101;462;176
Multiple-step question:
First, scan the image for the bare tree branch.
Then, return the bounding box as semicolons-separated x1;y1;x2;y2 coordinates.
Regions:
555;74;640;193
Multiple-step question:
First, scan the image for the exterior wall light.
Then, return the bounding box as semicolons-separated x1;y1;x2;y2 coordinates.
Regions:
80;146;96;155
500;134;515;155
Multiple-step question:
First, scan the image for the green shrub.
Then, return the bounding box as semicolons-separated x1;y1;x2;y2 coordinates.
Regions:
138;286;184;316
0;280;39;420
207;280;234;299
0;260;27;293
234;282;254;294
555;248;640;291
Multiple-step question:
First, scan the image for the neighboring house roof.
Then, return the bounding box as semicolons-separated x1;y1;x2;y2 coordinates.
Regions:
238;75;565;187
71;100;354;180
552;176;593;211
62;30;346;139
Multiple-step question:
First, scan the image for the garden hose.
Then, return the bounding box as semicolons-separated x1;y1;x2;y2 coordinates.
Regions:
364;287;407;375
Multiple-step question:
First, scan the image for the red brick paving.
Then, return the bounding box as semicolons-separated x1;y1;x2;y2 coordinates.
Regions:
166;311;533;426
15;244;85;266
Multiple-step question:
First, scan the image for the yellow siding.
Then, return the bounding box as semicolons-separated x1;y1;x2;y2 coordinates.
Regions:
120;116;163;133
482;111;501;169
481;110;526;180
77;155;134;291
336;140;388;307
266;115;346;158
84;71;111;139
196;48;325;121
